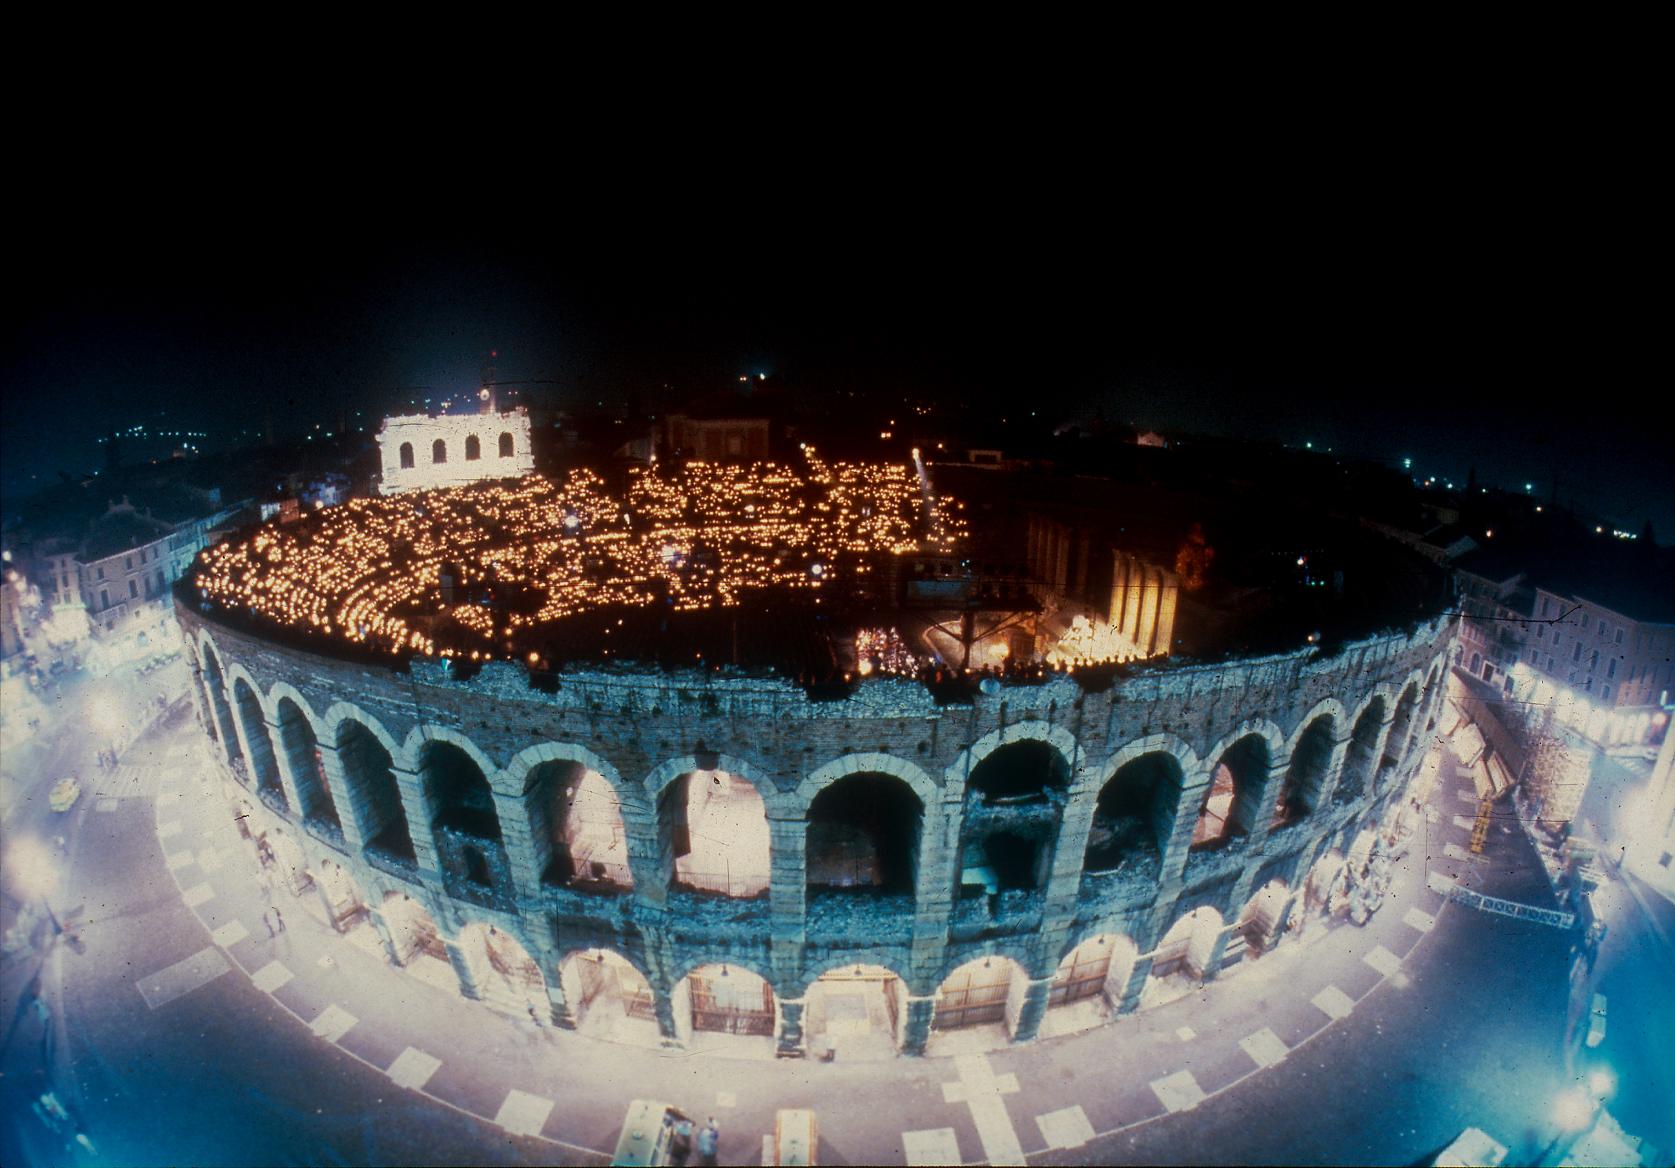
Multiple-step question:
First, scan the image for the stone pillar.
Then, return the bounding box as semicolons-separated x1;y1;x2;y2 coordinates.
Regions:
767;813;808;944
444;936;483;1000
776;997;807;1057
1043;778;1097;919
1160;770;1211;883
314;743;367;851
1319;733;1359;806
368;905;405;966
263;716;309;823
1199;927;1236;982
1008;976;1055;1043
494;789;543;904
391;765;442;882
545;979;576;1029
912;798;959;944
1115;955;1154;1015
1239;759;1291;848
901;995;937;1056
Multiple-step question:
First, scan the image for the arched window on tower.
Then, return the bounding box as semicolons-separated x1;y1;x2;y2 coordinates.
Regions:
465;434;481;460
432;438;448;464
499;432;514;458
399;442;414;469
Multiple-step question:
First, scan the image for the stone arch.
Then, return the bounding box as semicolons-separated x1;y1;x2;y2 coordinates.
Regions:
1147;904;1225;991
499;741;633;805
805;771;923;896
320;701;402;761
647;754;772;899
379;890;446;965
794;949;916;999
801;958;913;1057
1334;693;1390;805
1272;711;1338;827
399;441;415;469
945;720;1083;788
402;724;498;780
673;960;779;1046
1048;931;1139;1019
197;637;242;768
498;431;515;458
931;953;1030;1035
1383;675;1423;770
232;674;287;810
453;921;547;1015
1237;875;1292;955
557;948;658;1040
1193;729;1277;848
801;751;938;810
1083;749;1184;876
334;715;414;861
274;693;339;829
464;434;481;461
431;437;447;464
955;735;1074;897
520;757;633;892
414;738;506;898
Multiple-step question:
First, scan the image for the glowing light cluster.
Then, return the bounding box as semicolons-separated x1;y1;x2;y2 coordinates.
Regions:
1045;614;1140;667
190;455;967;660
853;627;924;676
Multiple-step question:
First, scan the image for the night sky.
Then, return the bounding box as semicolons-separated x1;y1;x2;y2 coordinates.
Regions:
5;207;1668;534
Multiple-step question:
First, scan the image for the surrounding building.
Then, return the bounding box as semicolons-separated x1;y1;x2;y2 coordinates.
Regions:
376;400;535;495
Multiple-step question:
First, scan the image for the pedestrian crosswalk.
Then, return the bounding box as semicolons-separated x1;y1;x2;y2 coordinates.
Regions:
91;763;165;799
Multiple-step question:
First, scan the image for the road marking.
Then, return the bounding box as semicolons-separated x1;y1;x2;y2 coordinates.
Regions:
198;848;226;872
96;798;119;813
902;1128;962;1166
1404;907;1436;932
251;960;293;993
1239;1027;1289;1068
1036;1105;1095;1150
1312;985;1355;1020
182;882;214;907
1175;1025;1196;1042
309;1004;357;1042
1364;946;1401;977
1150;1069;1206;1112
165;851;195;871
211;920;249;947
715;1091;737;1108
158;821;183;838
1427;871;1456;895
494;1089;554;1137
386;1047;441;1090
939;1054;1023;1165
1456;789;1481;804
137;946;230;1009
1452;814;1475;830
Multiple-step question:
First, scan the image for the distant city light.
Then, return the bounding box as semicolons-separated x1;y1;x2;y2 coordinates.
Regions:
1402;458;1412;470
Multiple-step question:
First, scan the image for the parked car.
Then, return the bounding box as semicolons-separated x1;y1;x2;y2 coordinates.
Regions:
48;777;81;813
612;1099;687;1167
773;1109;818;1166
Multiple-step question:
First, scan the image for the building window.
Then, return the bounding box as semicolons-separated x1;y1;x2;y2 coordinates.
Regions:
1597;619;1607;636
1541;598;1552;618
1572;643;1582;663
1470;651;1482;673
1589;650;1599;670
1537;625;1546;640
1607;659;1617;679
128;579;138;598
399;442;415;469
1547;656;1555;671
498;432;514;458
432;438;447;464
97;567;105;580
465;434;481;460
1602;685;1611;702
1584;679;1592;693
125;556;132;571
1615;627;1624;644
99;589;108;608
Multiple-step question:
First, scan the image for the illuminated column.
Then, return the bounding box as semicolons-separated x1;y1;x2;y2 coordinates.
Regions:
1153;575;1178;657
1121;559;1143;643
1109;557;1129;628
1136;568;1160;655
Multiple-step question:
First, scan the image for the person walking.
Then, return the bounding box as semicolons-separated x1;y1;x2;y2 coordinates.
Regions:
271;906;285;934
262;909;277;938
696;1117;719;1166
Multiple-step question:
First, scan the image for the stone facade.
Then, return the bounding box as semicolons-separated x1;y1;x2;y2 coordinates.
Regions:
176;597;1453;1055
375;407;535;495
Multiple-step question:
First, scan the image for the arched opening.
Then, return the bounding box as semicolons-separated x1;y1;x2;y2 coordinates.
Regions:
959;741;1070;904
336;720;414;863
1298;848;1348;930
1238;878;1290;956
807;773;922;895
275;698;339;831
1272;716;1336;828
464;434;481;461
200;649;242;771
1144;906;1224;1008
378;892;452;989
1382;683;1420;778
1193;735;1270;849
431;438;447;464
454;923;547;1017
233;678;287;812
418;741;506;899
673;964;777;1052
1334;698;1387;805
658;767;770;898
1420;664;1443;732
312;857;370;936
526;760;632;892
498;431;514;458
399;441;415;469
805;964;909;1060
1043;933;1139;1037
557;949;659;1047
257;825;311;896
930;955;1030;1050
1083;752;1181;881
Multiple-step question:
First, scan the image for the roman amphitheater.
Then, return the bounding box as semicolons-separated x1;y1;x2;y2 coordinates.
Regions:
173;453;1452;1060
